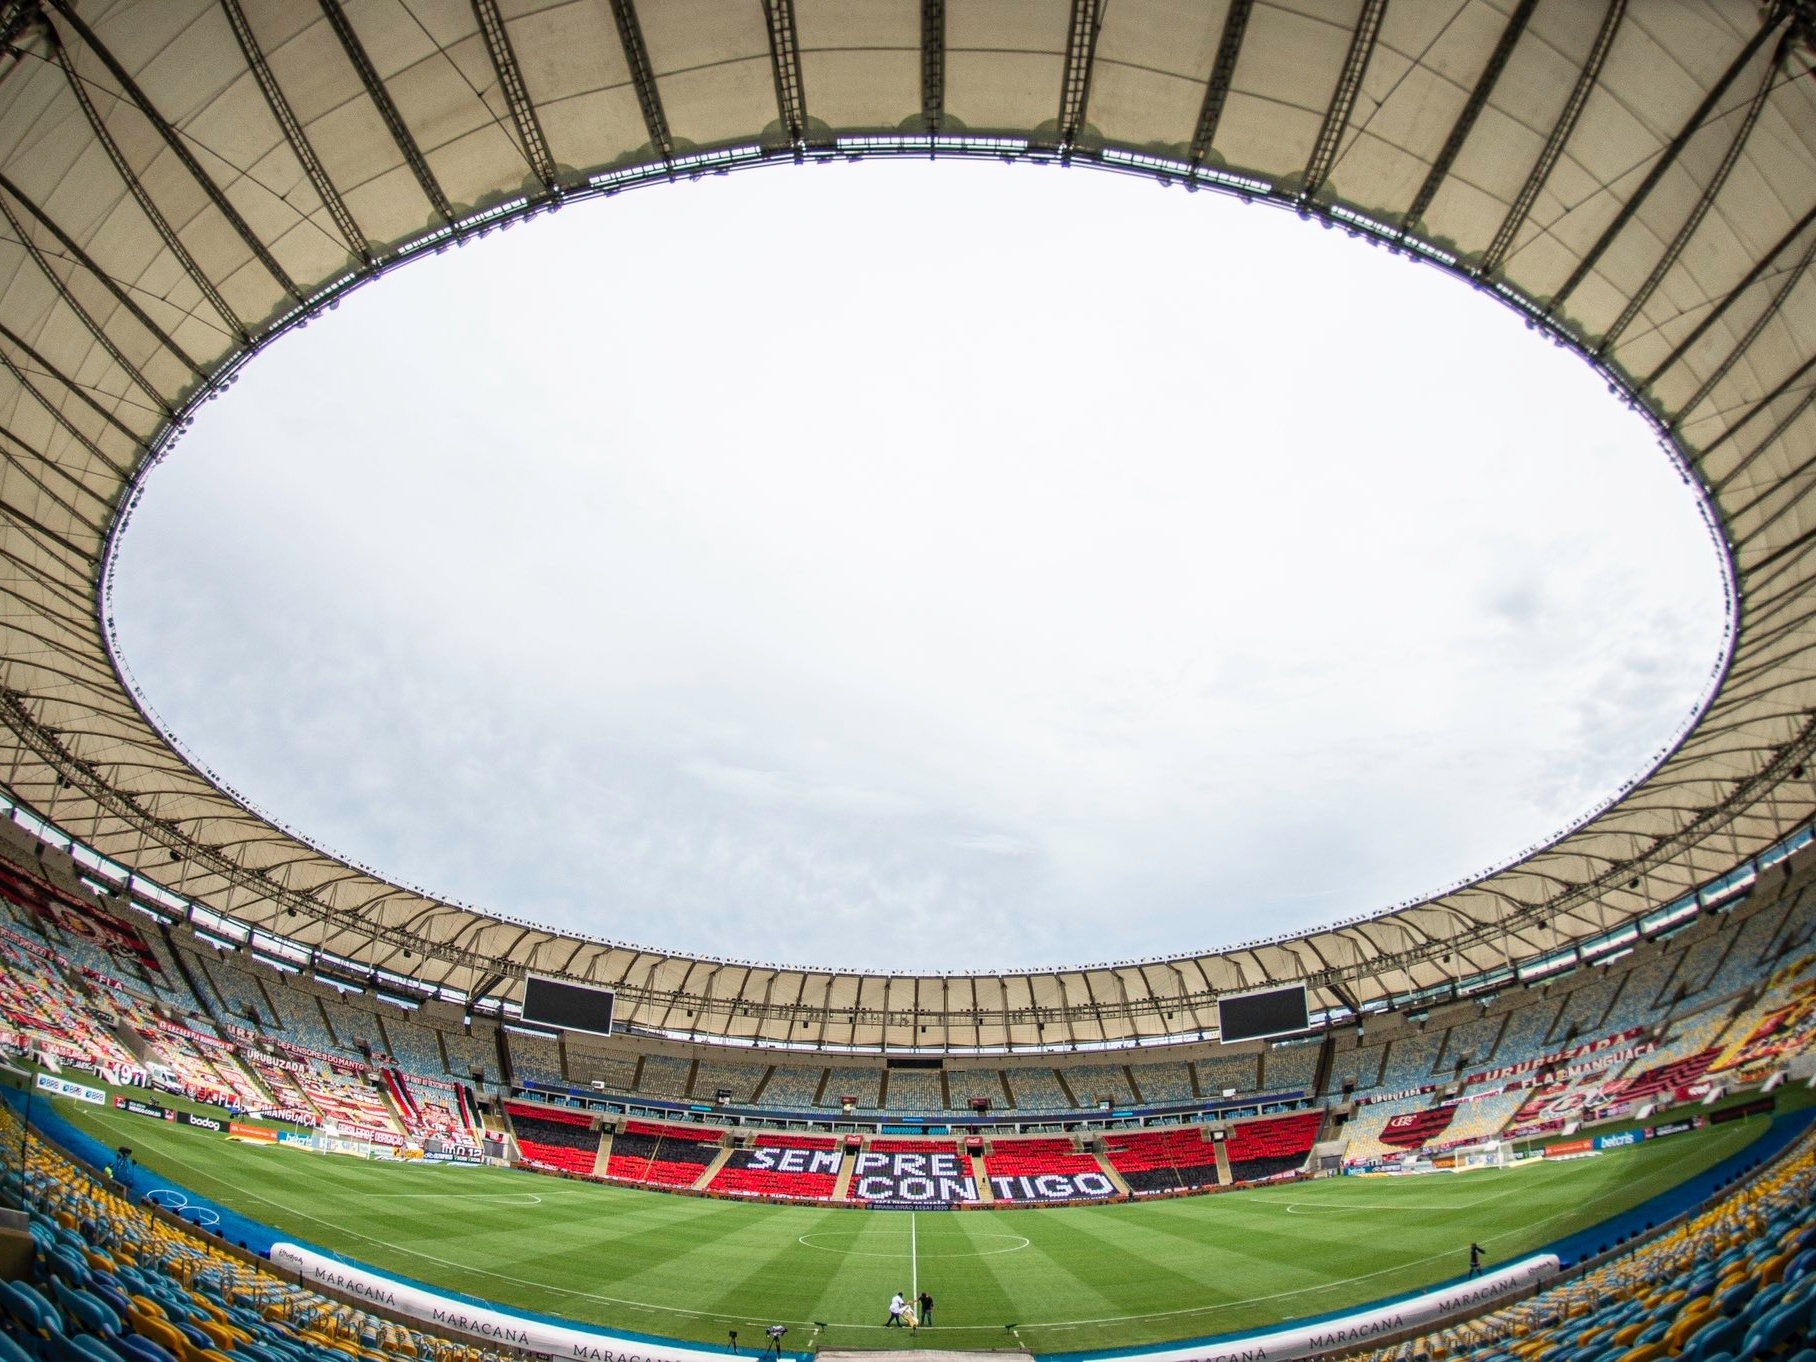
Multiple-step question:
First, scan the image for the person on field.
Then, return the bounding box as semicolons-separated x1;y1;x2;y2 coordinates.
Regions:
918;1290;933;1327
1468;1242;1485;1278
886;1291;905;1327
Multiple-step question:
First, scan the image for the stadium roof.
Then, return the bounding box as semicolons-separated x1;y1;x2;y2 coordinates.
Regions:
0;0;1811;1050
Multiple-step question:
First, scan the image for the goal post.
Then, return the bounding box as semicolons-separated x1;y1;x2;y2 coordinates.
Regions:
1453;1141;1514;1171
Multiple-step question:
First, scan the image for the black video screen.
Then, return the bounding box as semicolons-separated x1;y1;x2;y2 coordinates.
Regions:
1217;985;1308;1042
520;976;615;1036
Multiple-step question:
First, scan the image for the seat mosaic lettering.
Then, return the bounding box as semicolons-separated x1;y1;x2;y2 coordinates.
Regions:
989;1172;1116;1202
748;1147;840;1176
851;1152;978;1204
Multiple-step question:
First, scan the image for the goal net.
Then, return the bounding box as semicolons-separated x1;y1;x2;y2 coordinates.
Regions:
1453;1141;1514;1171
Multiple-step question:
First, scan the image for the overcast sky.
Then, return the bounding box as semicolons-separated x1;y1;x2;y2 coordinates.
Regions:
108;159;1731;973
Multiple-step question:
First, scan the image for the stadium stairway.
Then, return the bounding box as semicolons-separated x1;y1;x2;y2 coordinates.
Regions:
1092;1151;1130;1195
694;1146;733;1191
968;1153;993;1203
1213;1136;1232;1185
591;1130;611;1177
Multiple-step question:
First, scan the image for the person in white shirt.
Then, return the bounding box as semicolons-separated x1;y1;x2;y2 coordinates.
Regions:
886;1291;905;1327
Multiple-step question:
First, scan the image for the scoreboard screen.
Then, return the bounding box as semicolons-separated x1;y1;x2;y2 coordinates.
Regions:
520;976;615;1037
1217;984;1309;1043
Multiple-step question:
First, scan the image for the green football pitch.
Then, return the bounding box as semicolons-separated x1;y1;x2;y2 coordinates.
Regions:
51;1097;1772;1354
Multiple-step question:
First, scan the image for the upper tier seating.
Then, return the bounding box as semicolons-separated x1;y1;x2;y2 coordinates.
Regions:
505;1030;564;1088
1261;1043;1319;1093
505;1100;599;1175
1196;1051;1259;1095
761;1065;823;1108
1002;1067;1070;1110
885;1070;944;1111
377;1008;447;1077
692;1060;765;1104
1068;1065;1135;1107
1599;949;1677;1034
442;1025;502;1085
636;1055;690;1099
323;1000;387;1058
1128;1061;1194;1103
1376;1031;1444;1091
818;1069;882;1109
1548;973;1621;1044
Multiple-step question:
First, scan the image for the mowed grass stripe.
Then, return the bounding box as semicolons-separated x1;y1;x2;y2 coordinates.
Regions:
53;1098;1770;1352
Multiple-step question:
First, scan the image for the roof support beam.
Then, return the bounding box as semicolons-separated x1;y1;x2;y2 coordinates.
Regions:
46;0;303;307
760;0;807;149
920;0;944;133
0;337;129;479
1300;0;1387;201
1599;40;1783;354
1696;347;1816;467
1548;8;1784;316
1674;224;1816;430
317;0;454;225
219;0;368;266
1056;0;1105;152
607;0;672;160
1644;200;1816;392
0;174;206;381
43;31;246;345
1188;0;1253;169
0;317;141;460
470;0;558;191
1480;0;1625;277
0;192;169;418
1403;0;1537;231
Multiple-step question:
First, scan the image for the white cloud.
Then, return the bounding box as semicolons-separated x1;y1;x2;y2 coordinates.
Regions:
108;160;1730;971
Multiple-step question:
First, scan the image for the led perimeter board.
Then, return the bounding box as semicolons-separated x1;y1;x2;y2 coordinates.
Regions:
520;976;616;1038
1217;984;1309;1043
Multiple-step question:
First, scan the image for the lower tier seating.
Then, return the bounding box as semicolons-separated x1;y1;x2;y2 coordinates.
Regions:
983;1138;1115;1202
1225;1109;1321;1182
1103;1127;1221;1192
709;1134;841;1198
605;1121;721;1187
504;1100;599;1175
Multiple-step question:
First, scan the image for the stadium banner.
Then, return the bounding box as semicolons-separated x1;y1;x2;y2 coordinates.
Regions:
1464;1029;1646;1087
229;1121;277;1143
270;1242;806;1362
1057;1255;1560;1362
1711;1096;1777;1124
1646;1118;1703;1139
113;1095;174;1120
1592;1130;1644;1151
36;1073;103;1105
1544;1139;1594;1158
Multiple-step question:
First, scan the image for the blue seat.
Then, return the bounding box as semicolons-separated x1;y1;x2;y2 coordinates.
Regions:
47;1334;121;1362
48;1285;115;1340
1684;1313;1748;1362
108;1336;171;1362
1718;1280;1759;1315
1742;1301;1807;1357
